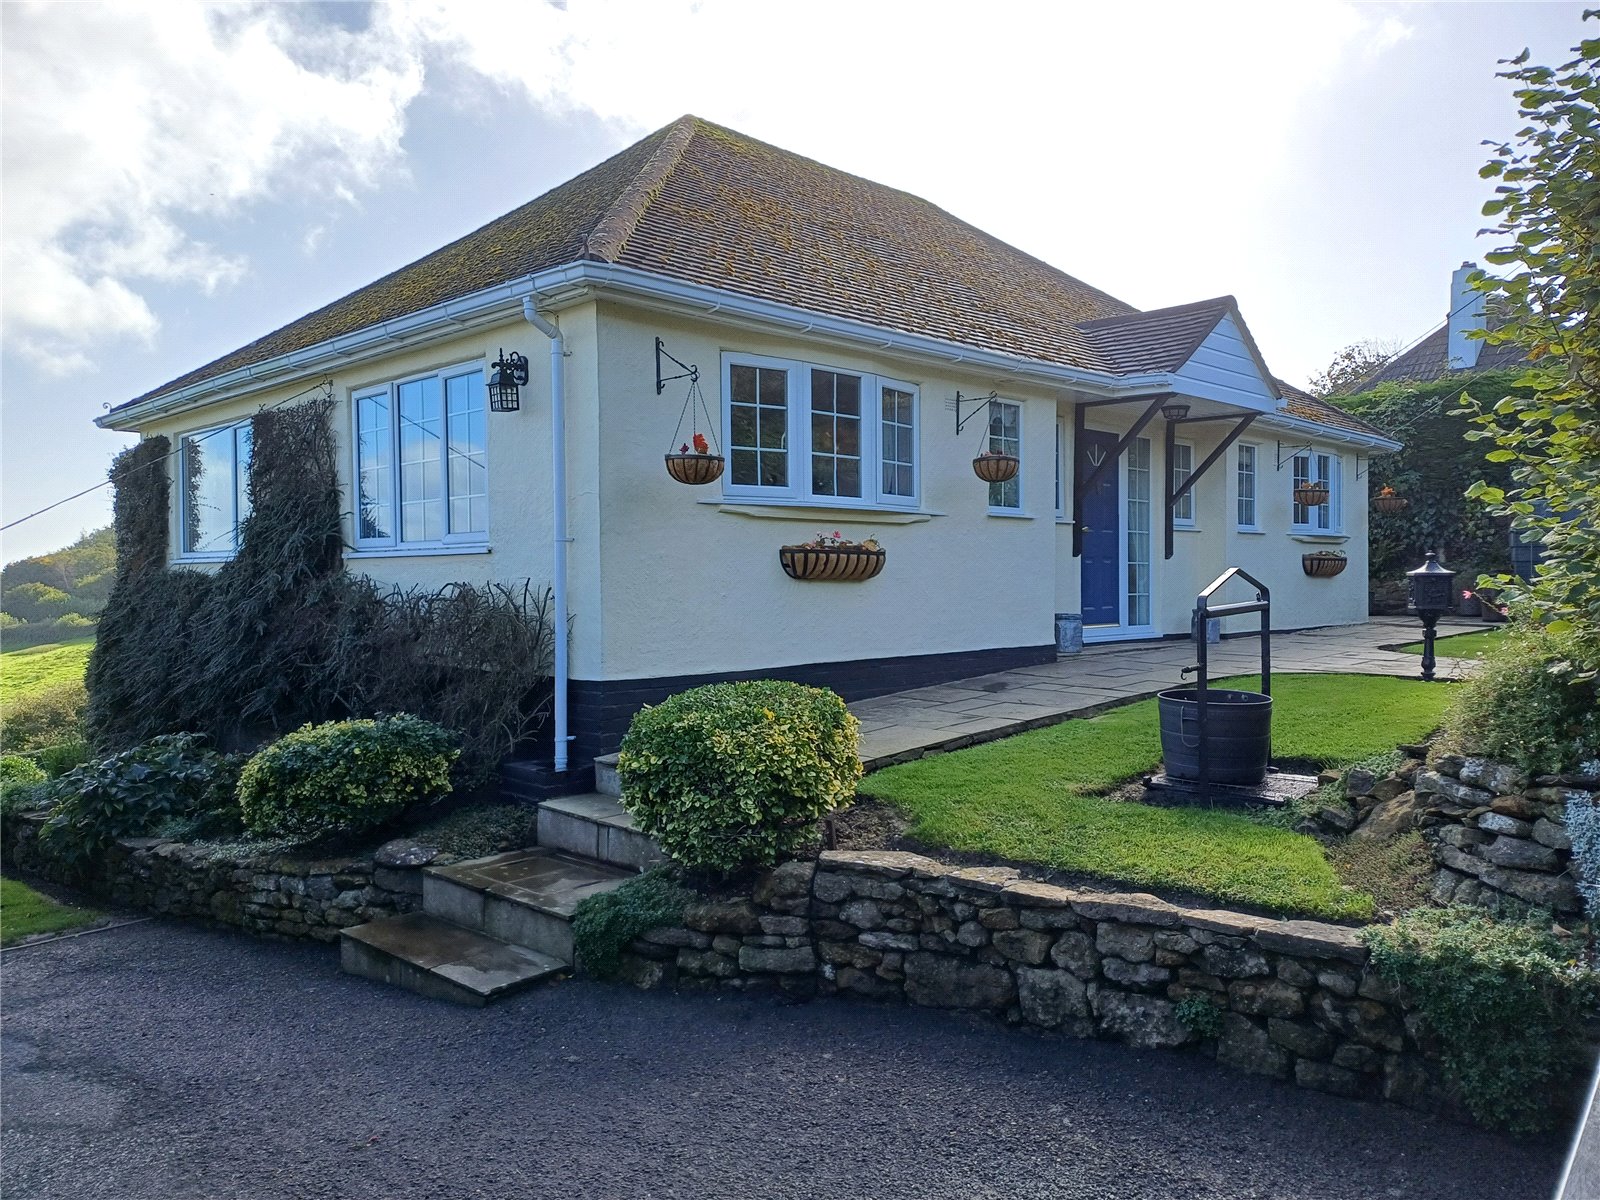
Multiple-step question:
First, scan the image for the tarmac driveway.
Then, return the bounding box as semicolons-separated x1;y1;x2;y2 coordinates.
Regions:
0;919;1566;1200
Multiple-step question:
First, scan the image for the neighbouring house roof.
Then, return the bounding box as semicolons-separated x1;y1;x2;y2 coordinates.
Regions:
114;114;1383;449
1356;314;1529;389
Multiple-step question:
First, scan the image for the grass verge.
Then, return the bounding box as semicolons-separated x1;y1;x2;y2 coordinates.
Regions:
0;875;101;945
858;673;1456;921
1397;628;1504;658
0;636;95;708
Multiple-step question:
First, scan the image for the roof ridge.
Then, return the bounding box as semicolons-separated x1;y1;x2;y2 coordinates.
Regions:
583;114;699;263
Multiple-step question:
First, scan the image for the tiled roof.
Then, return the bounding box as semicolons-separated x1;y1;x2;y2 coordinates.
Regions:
1274;379;1390;441
1077;297;1237;374
1355;316;1529;388
122;116;1136;411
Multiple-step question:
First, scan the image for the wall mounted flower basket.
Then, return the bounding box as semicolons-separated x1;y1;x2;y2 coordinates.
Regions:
779;533;885;582
972;453;1020;483
665;452;724;485
1301;551;1348;578
1372;490;1409;514
1293;482;1331;507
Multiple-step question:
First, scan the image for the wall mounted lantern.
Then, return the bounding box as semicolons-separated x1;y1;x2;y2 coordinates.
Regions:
487;349;530;412
1406;551;1457;682
1161;401;1191;422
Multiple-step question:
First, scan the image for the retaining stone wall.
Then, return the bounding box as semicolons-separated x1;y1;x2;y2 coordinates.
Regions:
4;817;425;942
1412;755;1592;914
619;850;1460;1113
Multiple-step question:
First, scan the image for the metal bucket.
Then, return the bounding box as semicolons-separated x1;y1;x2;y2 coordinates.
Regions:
1157;688;1272;785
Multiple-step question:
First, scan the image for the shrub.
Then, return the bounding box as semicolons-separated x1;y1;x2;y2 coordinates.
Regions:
39;734;240;874
617;680;862;875
237;714;457;839
570;868;692;978
0;755;45;788
1174;993;1222;1039
2;680;87;753
1364;907;1600;1133
0;779;56;825
33;739;90;778
1438;623;1600;774
1566;799;1600;922
412;803;537;860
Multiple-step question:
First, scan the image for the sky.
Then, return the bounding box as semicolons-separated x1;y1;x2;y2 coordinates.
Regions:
0;0;1588;561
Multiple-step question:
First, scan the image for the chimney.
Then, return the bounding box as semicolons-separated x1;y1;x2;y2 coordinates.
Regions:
1447;261;1486;370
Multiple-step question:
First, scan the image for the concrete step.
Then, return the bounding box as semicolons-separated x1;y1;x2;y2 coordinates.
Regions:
537;793;666;871
423;848;635;963
340;912;565;1007
594;753;621;798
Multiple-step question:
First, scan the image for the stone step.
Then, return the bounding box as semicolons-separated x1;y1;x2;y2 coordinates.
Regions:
423;847;636;963
537;793;666;872
340;912;566;1007
594;753;621;798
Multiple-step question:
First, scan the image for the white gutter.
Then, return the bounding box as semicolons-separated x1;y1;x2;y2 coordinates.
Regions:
100;262;1174;430
521;298;572;774
1254;409;1402;453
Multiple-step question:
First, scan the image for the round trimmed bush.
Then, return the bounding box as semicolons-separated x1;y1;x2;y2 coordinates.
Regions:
238;714;458;839
616;680;861;874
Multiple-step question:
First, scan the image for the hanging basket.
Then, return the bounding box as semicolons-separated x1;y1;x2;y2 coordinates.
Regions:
1302;552;1348;578
664;453;724;485
779;545;886;582
1372;493;1409;514
973;453;1020;484
1294;482;1331;507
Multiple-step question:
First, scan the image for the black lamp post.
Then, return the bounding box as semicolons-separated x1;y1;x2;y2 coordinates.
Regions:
1406;551;1457;682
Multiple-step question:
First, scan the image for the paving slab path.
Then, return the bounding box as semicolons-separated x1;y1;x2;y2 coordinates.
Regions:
1;919;1563;1200
854;617;1490;768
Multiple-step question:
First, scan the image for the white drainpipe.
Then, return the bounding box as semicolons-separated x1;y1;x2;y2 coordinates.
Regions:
521;298;571;772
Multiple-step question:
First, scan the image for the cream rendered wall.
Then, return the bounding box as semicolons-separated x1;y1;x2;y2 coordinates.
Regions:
139;309;606;658
590;303;1067;681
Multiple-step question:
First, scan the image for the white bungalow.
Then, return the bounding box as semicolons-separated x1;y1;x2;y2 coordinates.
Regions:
99;115;1399;786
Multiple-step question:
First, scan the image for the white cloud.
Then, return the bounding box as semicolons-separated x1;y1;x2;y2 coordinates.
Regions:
1;1;424;371
2;0;1414;373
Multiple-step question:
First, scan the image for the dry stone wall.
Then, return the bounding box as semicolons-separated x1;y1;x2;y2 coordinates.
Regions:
4;816;428;942
619;850;1458;1112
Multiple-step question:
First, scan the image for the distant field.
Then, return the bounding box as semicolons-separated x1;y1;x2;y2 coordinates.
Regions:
0;635;94;708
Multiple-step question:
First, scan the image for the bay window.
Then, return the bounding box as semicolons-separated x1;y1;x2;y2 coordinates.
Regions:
723;353;918;507
354;363;488;549
987;400;1022;511
1292;450;1339;532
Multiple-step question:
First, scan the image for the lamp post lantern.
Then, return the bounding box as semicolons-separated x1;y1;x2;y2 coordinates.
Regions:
1406;551;1457;682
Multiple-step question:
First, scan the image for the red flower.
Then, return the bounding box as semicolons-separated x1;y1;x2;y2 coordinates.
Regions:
679;443;690;453
692;432;710;455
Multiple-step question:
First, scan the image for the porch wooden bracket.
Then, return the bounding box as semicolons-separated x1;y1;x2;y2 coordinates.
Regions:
1164;412;1258;559
1071;394;1171;557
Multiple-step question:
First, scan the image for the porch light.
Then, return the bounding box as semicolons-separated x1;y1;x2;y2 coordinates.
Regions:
1405;551;1457;682
487;349;530;412
1161;401;1190;422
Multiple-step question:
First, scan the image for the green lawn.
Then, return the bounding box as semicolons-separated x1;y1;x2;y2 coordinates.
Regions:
858;673;1457;921
0;876;100;945
1398;627;1504;658
0;636;94;708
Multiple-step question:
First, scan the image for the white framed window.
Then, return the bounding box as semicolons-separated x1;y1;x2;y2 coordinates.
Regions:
1236;443;1259;529
1127;436;1153;626
1054;417;1067;518
1170;440;1196;526
722;353;919;508
354;362;489;549
178;422;253;559
987;400;1022;511
1292;450;1340;532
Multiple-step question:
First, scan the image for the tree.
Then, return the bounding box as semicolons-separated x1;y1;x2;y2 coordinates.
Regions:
1307;338;1402;397
1463;16;1600;673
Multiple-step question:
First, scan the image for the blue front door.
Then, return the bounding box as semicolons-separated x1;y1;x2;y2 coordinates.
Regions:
1079;429;1120;627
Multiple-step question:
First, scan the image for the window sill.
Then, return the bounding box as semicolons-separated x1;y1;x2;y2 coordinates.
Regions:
172;554;233;565
345;545;492;559
704;500;937;524
1173;523;1200;533
1290;533;1349;545
987;509;1034;520
1235;527;1266;535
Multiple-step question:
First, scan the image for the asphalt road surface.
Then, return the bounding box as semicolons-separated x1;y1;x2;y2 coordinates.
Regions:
1;919;1568;1200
